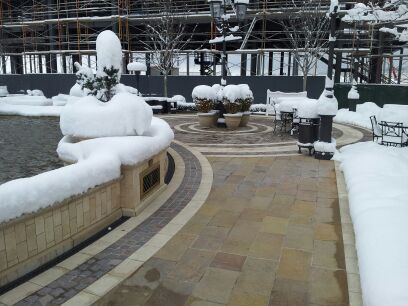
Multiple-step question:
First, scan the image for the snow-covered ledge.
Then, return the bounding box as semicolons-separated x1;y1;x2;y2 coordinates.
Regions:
0;117;174;287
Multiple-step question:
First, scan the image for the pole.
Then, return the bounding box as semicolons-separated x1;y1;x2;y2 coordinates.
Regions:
222;0;227;84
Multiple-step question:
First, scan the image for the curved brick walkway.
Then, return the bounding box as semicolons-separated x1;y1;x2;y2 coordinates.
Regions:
12;142;202;306
97;154;350;306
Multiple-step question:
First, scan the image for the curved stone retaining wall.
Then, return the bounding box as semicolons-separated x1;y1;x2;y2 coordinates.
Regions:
0;148;169;288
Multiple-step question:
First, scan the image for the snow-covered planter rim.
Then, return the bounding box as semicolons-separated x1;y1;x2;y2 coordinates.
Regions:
0;118;174;224
224;113;243;117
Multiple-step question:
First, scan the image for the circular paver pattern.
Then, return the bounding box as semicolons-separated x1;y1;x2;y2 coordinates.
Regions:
160;114;369;157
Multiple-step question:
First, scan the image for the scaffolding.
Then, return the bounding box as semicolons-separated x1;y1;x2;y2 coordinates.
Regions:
0;0;407;83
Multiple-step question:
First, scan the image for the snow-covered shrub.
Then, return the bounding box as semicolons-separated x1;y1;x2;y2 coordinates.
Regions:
223;85;243;114
238;84;254;112
94;66;120;102
60;92;152;138
250;104;267;112
212;84;224;102
74;62;96;96
192;85;216;113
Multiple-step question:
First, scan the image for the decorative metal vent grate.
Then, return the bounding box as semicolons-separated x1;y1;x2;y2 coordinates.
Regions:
140;165;160;198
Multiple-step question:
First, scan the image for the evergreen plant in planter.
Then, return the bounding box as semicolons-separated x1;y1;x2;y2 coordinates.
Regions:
238;84;254;127
223;85;243;130
192;85;217;128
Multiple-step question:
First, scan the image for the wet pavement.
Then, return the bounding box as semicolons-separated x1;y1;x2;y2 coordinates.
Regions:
0;116;63;184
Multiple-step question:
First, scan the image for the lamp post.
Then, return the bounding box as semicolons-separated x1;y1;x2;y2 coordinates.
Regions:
315;4;339;160
208;0;248;85
127;61;147;96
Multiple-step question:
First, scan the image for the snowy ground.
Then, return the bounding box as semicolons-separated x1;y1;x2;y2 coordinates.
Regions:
334;102;408;129
334;142;408;306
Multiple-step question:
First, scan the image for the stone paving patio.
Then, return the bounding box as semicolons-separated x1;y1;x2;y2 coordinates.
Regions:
97;155;349;306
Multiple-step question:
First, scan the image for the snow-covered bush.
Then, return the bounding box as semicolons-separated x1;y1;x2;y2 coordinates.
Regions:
60;93;152;138
250;104;267;113
238;84;254;112
223;85;243;114
192;85;216;113
73;30;123;102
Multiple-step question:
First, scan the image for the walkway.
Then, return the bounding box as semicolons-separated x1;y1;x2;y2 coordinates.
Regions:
0;115;369;306
97;155;348;306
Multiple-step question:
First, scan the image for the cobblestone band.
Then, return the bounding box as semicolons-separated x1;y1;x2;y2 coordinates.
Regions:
9;142;202;306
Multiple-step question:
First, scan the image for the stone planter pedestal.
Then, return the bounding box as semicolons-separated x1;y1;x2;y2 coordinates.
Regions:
198;112;217;128
240;112;251;127
224;113;243;130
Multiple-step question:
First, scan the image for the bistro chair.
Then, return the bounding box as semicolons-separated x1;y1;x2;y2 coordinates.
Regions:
369;116;382;143
380;121;406;147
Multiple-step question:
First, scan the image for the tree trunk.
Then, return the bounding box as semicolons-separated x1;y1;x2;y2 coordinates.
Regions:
163;73;168;97
303;74;308;92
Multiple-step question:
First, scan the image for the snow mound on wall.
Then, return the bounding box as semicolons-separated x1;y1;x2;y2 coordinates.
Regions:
96;30;123;77
69;83;85;97
0;95;52;106
0;104;62;117
127;62;147;72
334;102;382;129
60;92;153;138
52;94;71;106
334;142;408;306
27;89;44;96
116;83;139;95
0;117;174;223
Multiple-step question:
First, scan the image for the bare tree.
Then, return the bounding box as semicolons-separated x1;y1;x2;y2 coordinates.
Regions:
276;0;330;91
141;0;196;97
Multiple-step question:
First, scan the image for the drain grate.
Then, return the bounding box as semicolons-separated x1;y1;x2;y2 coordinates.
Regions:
140;164;160;198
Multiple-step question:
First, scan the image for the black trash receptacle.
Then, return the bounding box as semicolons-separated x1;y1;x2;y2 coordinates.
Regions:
298;118;320;156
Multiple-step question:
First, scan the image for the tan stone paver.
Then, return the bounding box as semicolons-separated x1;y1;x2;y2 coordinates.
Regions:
96;156;349;306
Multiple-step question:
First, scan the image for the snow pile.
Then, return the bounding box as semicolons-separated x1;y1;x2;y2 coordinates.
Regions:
314;138;337;153
69;83;85;97
250;104;267;113
27;89;44;96
96;30;123;77
348;84;360;100
238;84;254;100
334;102;383;129
334;142;408;306
0;104;62;117
223;85;242;102
192;85;217;101
380;106;408;126
297;99;319;118
116;83;139;95
0;117;173;223
0;86;9;97
60;93;153;138
317;92;338;116
172;95;186;104
0;95;52;106
212;84;224;101
209;35;242;44
52;94;71;106
127;62;147;72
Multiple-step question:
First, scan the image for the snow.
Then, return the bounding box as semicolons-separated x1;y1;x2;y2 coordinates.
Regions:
238;84;254;100
334;142;408;306
0;95;52;106
27;89;44;96
96;30;123;78
317;90;338;116
0;86;9;97
0;104;62;117
314;138;337;153
209;35;242;44
334;102;408;129
127;62;147;72
348;85;360;100
297;99;319;118
69;83;85;97
212;84;224;101
250;104;267;112
172;95;186;104
52;94;71;106
192;85;217;100
0;117;173;223
223;85;242;102
60;93;153;138
115;83;139;95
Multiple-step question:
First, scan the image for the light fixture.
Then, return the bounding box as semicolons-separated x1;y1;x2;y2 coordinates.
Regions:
234;0;248;22
208;0;223;20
